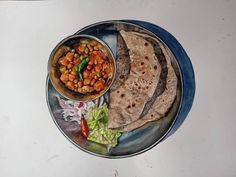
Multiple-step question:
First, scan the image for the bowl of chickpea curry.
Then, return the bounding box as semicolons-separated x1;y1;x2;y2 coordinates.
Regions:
48;35;116;101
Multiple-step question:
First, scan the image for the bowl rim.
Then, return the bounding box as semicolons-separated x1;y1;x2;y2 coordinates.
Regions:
48;34;117;102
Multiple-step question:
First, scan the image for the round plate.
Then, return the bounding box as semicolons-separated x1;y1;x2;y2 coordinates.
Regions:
46;20;195;158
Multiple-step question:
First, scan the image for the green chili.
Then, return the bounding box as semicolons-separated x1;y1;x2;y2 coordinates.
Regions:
76;57;89;80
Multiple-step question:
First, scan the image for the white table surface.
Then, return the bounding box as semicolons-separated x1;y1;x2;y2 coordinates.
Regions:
0;1;236;177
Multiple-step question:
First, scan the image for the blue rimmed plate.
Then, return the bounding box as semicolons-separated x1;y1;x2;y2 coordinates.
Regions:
46;20;195;158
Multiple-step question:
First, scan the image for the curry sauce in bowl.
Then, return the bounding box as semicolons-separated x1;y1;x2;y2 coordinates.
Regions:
48;35;116;102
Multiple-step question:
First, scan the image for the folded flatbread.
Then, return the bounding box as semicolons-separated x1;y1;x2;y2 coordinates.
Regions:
110;31;130;91
122;33;177;131
108;30;161;128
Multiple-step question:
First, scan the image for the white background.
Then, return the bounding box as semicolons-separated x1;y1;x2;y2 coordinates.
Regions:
0;0;236;177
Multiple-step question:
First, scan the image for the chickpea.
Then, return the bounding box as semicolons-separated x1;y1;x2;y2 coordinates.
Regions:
93;46;99;50
70;68;77;75
83;78;91;86
95;64;102;72
102;63;109;70
74;53;78;58
68;74;76;81
97;72;101;78
97;58;104;64
90;79;96;86
77;87;83;93
59;66;66;73
65;52;74;61
92;51;99;55
84;48;89;54
77;43;86;53
66;81;74;90
73;58;80;65
89;72;95;78
97;43;103;50
82;86;94;93
105;68;111;73
103;73;108;79
73;79;78;84
88;59;94;65
86;65;92;70
90;40;98;46
83;70;90;79
87;44;93;52
94;80;105;92
91;69;96;74
59;57;69;66
78;81;83;88
60;73;69;83
67;63;73;69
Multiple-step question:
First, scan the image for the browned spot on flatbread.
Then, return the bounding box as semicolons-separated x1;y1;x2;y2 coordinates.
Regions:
119;75;124;79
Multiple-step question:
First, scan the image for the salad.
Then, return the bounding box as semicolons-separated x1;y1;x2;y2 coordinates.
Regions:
87;104;121;147
57;96;121;147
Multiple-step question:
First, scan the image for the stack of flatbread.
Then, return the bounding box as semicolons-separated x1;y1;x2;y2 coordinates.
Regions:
108;30;178;131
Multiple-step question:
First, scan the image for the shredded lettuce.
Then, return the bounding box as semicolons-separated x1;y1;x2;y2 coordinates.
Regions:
87;104;121;147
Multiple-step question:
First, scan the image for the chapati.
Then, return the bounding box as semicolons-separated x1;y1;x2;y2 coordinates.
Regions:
122;36;177;131
108;30;161;128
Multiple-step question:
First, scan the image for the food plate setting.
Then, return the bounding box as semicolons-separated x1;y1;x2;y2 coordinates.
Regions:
46;20;195;158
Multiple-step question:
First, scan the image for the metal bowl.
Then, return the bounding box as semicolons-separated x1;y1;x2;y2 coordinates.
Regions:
48;34;116;102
